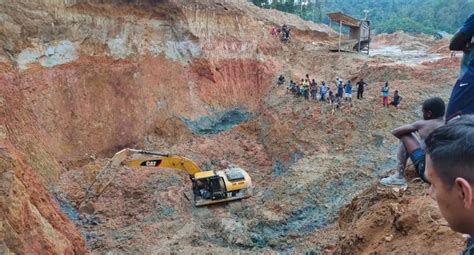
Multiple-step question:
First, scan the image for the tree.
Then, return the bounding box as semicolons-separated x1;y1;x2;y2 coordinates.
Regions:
249;0;474;34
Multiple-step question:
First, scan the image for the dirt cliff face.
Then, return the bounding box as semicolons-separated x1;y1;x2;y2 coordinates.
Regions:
0;140;86;254
0;0;464;254
1;0;315;163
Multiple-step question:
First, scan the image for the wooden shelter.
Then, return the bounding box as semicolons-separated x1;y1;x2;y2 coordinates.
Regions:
327;12;371;54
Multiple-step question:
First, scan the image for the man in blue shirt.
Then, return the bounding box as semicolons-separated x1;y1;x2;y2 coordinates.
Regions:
447;13;474;121
451;13;474;78
320;81;327;102
344;80;352;105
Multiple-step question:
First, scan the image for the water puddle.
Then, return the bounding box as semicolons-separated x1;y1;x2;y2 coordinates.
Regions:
181;108;252;135
370;45;444;66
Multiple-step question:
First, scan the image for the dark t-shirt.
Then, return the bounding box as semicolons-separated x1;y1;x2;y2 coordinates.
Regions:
447;13;474;121
461;236;474;255
447;55;474;120
357;81;367;91
459;13;474;77
393;95;401;104
337;84;344;93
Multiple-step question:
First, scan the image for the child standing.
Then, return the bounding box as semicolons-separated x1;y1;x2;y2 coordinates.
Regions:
381;82;390;107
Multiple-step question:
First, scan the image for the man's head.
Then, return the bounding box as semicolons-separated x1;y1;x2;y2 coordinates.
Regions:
425;115;474;235
422;97;445;120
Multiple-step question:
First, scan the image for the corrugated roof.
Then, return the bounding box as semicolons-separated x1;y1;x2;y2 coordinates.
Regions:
327;12;360;27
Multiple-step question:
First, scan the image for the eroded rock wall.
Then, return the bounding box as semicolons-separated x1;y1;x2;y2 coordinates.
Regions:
0;139;86;254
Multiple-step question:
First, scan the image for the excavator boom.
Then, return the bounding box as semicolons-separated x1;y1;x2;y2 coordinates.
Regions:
123;155;202;176
81;148;251;209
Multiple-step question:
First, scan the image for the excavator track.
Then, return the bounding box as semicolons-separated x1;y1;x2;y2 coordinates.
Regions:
194;193;251;207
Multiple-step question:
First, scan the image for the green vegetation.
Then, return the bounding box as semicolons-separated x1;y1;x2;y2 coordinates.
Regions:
250;0;474;34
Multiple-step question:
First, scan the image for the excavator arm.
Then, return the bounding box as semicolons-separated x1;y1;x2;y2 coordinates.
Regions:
122;149;202;176
80;148;203;212
79;148;251;210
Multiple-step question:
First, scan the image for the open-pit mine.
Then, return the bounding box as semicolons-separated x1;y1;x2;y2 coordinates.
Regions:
0;0;467;254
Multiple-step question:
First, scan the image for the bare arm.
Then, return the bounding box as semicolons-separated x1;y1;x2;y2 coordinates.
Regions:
391;121;423;139
450;32;471;51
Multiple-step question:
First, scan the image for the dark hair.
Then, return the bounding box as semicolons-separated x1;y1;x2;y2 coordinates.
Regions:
422;97;445;118
425;115;474;187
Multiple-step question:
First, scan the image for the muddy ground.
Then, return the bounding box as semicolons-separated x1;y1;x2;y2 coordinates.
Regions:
55;35;466;254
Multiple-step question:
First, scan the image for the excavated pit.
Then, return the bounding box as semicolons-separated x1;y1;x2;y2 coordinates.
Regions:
0;1;467;254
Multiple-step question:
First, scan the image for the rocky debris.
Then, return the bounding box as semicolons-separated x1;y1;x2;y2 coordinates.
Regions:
336;182;464;254
371;131;385;147
395;213;418;234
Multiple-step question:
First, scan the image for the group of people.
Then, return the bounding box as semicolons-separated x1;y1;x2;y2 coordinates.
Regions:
380;13;474;254
280;73;402;111
271;24;290;43
275;14;474;253
381;82;402;108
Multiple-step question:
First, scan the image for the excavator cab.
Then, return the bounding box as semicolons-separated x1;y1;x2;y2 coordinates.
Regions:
192;171;227;201
190;168;252;206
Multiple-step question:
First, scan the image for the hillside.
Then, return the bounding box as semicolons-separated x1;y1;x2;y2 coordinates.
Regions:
250;0;474;34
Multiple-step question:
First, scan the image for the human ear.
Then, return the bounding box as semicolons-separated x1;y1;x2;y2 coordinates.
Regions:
455;177;473;209
427;110;433;118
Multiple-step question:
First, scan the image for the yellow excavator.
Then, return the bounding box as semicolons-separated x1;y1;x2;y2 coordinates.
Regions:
81;148;252;208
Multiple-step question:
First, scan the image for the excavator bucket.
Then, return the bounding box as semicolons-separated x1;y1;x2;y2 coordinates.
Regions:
111;149;132;165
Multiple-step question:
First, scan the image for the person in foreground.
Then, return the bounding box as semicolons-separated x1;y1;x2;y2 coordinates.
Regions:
424;115;474;254
447;13;474;121
380;97;445;186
